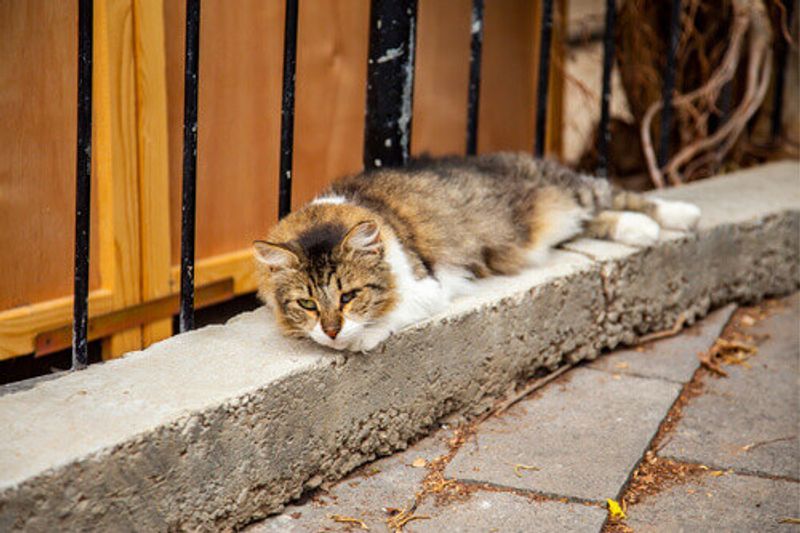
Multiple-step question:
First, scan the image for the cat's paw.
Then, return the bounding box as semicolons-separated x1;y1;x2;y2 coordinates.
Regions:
613;212;660;247
652;199;701;231
349;327;391;353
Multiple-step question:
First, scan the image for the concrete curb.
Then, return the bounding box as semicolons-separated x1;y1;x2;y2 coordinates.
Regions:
1;162;798;531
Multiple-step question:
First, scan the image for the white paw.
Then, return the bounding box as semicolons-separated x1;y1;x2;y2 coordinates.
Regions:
652;199;701;231
349;327;391;353
613;212;660;247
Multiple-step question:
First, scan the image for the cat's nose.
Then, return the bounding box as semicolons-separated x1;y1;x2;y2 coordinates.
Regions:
323;326;339;339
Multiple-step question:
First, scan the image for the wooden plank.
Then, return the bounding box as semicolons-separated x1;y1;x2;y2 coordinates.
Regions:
473;0;566;157
0;290;114;361
291;0;370;207
467;0;536;153
94;0;143;358
0;1;103;310
411;0;472;157
35;279;233;357
132;0;173;347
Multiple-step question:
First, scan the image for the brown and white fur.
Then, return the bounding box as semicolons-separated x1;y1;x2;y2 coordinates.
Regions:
254;152;700;352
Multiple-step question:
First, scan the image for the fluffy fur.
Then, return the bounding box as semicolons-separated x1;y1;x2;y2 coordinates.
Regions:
254;152;700;352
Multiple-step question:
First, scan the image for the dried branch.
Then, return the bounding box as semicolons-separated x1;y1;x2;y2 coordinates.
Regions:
640;0;773;187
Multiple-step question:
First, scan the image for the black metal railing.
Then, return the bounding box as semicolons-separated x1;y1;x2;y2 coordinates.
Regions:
466;0;485;156
534;0;554;157
179;0;201;334
69;0;790;370
364;0;419;169
72;0;93;370
278;0;299;218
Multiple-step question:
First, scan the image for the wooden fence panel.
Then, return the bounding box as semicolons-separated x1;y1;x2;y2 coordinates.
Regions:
0;0;566;361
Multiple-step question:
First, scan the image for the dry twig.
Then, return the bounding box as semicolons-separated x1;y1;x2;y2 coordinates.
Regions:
329;514;370;530
637;313;688;344
478;364;575;424
511;463;541;478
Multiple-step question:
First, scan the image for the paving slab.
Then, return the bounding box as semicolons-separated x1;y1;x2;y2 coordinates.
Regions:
661;294;800;479
625;472;800;532
251;431;604;533
588;304;736;383
445;368;681;502
407;492;605;533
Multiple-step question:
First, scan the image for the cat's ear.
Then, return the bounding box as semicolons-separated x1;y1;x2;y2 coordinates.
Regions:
341;221;382;255
253;241;299;270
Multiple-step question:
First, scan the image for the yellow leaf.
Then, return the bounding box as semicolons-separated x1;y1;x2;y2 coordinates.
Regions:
607;499;627;520
411;458;427;468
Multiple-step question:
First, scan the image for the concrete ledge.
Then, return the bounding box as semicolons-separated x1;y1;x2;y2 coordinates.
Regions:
1;162;798;531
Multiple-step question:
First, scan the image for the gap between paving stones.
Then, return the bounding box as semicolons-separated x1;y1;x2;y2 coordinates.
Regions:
0;162;798;531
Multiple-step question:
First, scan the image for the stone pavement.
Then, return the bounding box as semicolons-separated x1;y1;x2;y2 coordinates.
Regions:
249;295;799;532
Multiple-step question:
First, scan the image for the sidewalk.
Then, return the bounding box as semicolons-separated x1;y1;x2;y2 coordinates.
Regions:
250;294;799;532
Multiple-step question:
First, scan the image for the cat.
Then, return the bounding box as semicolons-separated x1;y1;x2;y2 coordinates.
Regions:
254;152;700;352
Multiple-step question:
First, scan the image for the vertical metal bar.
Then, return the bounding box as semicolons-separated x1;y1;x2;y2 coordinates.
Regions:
466;0;484;156
364;0;419;169
658;0;681;169
596;0;616;177
73;0;93;370
279;0;299;218
534;0;554;157
179;0;200;333
771;0;794;141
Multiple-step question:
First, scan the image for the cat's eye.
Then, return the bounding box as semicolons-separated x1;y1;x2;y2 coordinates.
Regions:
340;290;358;305
297;298;317;311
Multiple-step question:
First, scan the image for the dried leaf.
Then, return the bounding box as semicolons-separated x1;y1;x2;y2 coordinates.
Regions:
778;517;800;524
607;499;627;520
411;458;427;468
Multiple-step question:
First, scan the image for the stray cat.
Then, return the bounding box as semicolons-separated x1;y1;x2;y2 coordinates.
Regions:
254;152;700;352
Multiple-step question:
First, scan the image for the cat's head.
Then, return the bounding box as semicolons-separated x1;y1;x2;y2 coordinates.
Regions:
254;218;396;350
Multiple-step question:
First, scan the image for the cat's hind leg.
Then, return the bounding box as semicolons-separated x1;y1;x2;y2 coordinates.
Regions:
586;210;660;247
611;190;700;231
526;186;590;265
649;199;701;231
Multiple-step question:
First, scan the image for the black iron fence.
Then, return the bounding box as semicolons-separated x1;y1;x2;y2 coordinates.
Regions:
69;0;792;370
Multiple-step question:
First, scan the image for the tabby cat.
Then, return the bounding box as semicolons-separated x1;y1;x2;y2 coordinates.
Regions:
254;153;700;352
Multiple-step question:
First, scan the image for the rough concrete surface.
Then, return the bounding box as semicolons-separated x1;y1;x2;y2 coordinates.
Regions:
0;162;798;531
625;472;800;532
661;294;800;479
445;368;680;501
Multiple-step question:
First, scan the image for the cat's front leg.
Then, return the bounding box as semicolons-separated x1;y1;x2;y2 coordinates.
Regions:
349;325;392;353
